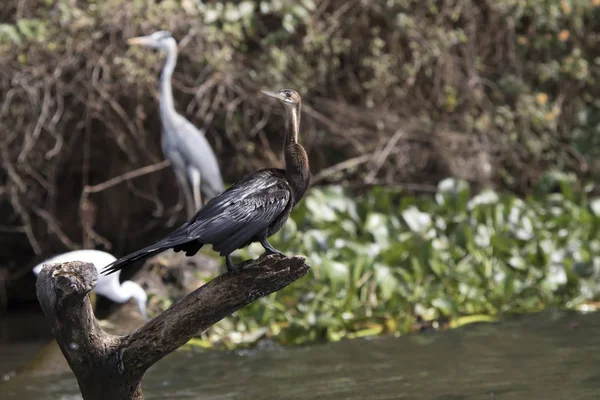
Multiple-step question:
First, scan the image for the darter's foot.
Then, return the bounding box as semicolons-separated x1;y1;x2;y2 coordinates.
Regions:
226;255;241;275
265;249;286;257
260;239;287;257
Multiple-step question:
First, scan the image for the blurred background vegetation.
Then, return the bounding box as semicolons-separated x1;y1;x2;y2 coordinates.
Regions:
1;0;599;346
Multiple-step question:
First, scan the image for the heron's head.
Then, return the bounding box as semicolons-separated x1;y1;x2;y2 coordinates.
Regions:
127;30;176;51
261;89;301;110
122;281;149;321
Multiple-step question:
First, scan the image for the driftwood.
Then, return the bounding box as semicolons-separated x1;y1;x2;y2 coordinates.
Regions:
35;254;309;400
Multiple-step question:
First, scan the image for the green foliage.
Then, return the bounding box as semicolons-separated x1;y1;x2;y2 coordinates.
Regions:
193;176;599;348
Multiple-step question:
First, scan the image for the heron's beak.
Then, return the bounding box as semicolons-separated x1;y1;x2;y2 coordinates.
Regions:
127;36;152;46
261;90;285;102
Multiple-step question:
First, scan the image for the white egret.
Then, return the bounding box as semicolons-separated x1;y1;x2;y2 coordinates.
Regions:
32;249;148;320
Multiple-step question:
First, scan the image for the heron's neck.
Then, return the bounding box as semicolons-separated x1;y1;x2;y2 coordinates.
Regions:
106;283;135;304
284;104;310;203
159;43;178;116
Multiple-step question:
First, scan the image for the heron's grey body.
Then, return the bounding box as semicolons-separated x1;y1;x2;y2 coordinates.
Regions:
130;31;224;216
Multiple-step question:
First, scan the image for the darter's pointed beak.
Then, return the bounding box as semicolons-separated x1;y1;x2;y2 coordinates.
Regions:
261;90;285;101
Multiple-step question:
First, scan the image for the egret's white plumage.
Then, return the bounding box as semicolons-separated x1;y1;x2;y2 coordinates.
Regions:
32;249;148;320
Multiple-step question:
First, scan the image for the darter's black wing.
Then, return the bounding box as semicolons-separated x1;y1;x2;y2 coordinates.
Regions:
186;172;291;255
102;170;289;275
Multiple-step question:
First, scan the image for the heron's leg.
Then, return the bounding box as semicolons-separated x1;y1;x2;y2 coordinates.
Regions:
174;167;196;219
188;166;203;210
225;255;240;274
260;238;287;257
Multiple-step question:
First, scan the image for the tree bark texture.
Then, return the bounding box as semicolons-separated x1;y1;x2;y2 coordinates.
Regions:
35;254;309;400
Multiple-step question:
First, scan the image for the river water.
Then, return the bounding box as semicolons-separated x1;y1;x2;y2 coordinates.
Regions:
2;310;599;399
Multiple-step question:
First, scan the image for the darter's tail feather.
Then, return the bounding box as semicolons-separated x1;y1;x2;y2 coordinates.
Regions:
101;246;164;275
101;228;191;275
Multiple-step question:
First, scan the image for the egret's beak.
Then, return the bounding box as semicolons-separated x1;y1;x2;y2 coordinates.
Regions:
137;299;149;321
261;90;285;101
127;36;152;46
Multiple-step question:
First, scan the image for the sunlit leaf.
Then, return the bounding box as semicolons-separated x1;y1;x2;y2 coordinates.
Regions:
402;206;432;234
365;212;390;247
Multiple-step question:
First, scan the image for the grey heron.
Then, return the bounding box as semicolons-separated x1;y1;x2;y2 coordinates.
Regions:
32;249;148;320
127;30;225;217
102;89;310;275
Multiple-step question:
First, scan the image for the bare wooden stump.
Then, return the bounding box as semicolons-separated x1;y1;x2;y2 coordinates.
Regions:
36;254;309;400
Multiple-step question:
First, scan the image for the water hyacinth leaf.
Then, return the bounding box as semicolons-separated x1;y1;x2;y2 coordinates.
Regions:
374;263;400;300
559;180;577;202
199;177;596;349
435;178;470;211
346;324;384;339
514;216;534;240
474;225;492;248
340;219;358;237
455;223;475;250
431;297;456;316
365;212;391;248
450;315;497;328
321;186;360;221
410;256;425;280
490;233;514;255
467;189;499;210
301;229;329;253
590;198;600;216
322;259;349;289
429;258;448;277
542;264;568;291
393;265;414;285
508;256;527;270
401;206;432;234
305;195;336;222
381;239;410;265
494;203;507;226
277;217;298;242
572;261;594;278
534;170;577;199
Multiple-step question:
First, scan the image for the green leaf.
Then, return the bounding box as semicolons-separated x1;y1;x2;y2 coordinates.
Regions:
401;206;432;234
490;234;514;255
365;212;390;247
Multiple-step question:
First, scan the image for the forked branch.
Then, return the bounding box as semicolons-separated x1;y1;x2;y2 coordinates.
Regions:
36;255;309;400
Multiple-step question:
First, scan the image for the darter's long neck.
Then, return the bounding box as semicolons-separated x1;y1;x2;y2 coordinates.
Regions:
159;43;177;117
284;106;300;150
284;104;310;203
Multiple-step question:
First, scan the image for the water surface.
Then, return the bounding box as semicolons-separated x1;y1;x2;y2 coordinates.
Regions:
2;310;599;399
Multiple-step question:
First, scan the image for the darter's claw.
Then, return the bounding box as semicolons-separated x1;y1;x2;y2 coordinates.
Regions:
265;249;286;257
226;255;241;275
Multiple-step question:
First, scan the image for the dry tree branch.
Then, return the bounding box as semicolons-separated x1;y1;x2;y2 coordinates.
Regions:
18;78;51;162
77;160;171;249
31;206;79;251
365;129;406;183
36;255;310;399
311;154;372;185
8;187;41;255
82;160;170;195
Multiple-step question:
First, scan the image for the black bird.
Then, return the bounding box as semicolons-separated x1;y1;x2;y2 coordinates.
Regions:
102;89;310;275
